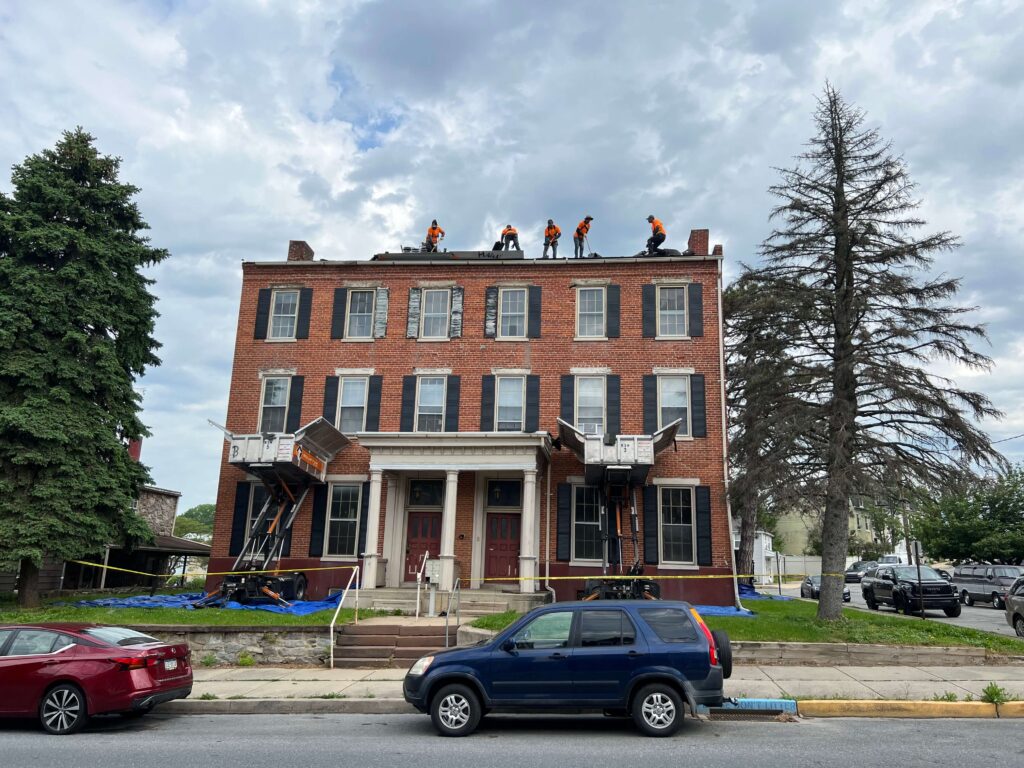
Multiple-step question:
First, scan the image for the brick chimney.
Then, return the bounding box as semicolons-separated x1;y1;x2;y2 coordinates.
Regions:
128;439;142;462
287;240;315;262
687;229;709;256
712;243;723;256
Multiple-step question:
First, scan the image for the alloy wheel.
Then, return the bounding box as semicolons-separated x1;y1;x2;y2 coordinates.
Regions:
438;693;471;730
1015;616;1024;638
41;687;82;734
641;692;676;729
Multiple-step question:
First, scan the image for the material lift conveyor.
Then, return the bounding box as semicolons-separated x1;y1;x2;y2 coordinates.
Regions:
196;418;350;607
556;417;682;601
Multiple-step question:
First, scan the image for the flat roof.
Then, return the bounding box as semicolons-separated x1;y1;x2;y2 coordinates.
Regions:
244;252;721;268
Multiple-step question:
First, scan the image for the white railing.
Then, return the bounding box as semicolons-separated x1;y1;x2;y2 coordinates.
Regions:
445;577;462;648
414;551;430;618
328;566;360;670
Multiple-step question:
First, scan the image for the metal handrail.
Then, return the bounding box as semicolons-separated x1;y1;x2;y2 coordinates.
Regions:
328;566;360;670
414;550;430;619
445;577;462;648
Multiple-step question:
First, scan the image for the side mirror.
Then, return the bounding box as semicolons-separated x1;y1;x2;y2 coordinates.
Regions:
500;638;517;654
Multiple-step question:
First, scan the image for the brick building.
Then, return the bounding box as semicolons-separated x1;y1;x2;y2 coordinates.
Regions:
209;231;736;606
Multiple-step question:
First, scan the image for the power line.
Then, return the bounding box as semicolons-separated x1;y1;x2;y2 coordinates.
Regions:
992;432;1024;445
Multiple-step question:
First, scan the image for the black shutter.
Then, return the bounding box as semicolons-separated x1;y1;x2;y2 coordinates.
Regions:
400;376;416;432
527;286;542;338
308;485;328;557
330;288;348;339
643;485;659;565
296;287;313;339
322;376;339;426
695;486;712;566
444;375;461;432
450;287;464;338
643;375;658;435
484;287;498;338
606;375;620;436
688;283;703;337
525;375;540;433
560;375;574;425
285;376;304;433
358;481;371;556
480;375;495;431
556;484;572;561
229;482;251;556
406;288;421;338
606;284;620;338
365;376;382;431
254;289;271;340
642;284;656;338
691;374;706;438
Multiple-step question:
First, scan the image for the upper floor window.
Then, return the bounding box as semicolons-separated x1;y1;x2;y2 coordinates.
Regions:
498;288;527;339
270;289;299;339
338;377;368;433
576;287;606;339
576;376;605;435
496;376;525;431
657;285;688;338
346;290;375;339
421;289;451;339
415;376;446;432
660;486;695;564
658;375;690;434
260;377;290;432
325;484;361;558
573;485;602;561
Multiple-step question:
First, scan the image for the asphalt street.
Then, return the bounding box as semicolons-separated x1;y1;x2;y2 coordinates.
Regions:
777;582;1017;637
0;713;1020;768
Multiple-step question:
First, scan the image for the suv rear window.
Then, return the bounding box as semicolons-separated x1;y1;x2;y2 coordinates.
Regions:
637;608;698;643
82;627;159;647
578;610;636;647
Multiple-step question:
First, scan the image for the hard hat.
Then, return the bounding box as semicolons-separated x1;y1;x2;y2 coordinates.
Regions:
547;219;554;225
647;215;655;221
584;215;593;221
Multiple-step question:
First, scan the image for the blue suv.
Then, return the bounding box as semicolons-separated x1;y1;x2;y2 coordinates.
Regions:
403;600;731;737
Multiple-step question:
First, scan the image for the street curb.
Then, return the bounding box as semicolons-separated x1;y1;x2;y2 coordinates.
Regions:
997;701;1024;718
797;700;997;718
161;698;416;715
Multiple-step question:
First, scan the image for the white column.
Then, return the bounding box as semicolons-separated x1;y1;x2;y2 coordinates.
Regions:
439;469;459;591
361;469;384;589
519;469;538;594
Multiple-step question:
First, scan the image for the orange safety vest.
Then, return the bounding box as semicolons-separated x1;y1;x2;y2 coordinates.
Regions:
650;218;666;236
426;225;445;243
502;226;518;237
575;220;590;237
544;224;561;239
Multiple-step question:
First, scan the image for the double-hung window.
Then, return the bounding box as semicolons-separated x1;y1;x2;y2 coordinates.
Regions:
421;289;451;339
498;288;527;339
576;286;606;338
576;376;605;435
346;290;375;339
657;285;688;338
338;377;368;432
269;289;299;339
259;377;290;432
658;375;690;434
660;487;695;564
496;376;525;431
325;484;361;557
415;376;446;432
573;485;602;561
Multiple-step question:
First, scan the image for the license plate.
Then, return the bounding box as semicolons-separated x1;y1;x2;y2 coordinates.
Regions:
164;658;178;671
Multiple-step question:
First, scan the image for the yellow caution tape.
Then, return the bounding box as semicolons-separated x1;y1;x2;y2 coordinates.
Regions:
69;560;359;580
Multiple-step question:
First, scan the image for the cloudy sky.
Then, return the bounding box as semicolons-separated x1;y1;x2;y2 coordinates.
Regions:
1;0;1021;513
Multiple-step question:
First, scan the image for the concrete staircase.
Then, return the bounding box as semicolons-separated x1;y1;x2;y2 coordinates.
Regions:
336;586;548;618
333;623;449;669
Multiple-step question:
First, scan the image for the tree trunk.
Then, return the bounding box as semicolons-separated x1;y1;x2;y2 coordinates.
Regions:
736;491;758;586
17;558;41;608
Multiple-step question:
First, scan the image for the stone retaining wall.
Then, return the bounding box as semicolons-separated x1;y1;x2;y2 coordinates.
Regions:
131;625;329;666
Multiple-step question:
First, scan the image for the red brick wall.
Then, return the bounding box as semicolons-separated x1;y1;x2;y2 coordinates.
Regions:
209;254;733;604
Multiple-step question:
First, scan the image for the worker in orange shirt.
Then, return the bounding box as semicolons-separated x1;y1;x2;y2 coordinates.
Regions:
542;219;561;259
573;215;593;258
646;215;666;255
424;220;445;252
501;224;520;251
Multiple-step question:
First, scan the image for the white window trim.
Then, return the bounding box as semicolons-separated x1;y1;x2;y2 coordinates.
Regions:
334;367;375;376
570;484;603;566
258;375;291;433
655;284;690;340
344;289;376;341
659;485;697;566
336;376;370;433
657;374;692;437
574;375;606;436
419;288;451;340
575;285;607;340
269;288;300;341
496;287;528;341
322;482;363;561
414;376;447;433
494;375;526;432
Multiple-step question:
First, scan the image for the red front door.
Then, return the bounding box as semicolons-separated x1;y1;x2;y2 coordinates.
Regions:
405;511;442;580
485;513;521;581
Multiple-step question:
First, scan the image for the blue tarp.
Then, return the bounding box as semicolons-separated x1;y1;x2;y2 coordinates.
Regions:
65;591;348;616
738;581;793;601
691;604;754;617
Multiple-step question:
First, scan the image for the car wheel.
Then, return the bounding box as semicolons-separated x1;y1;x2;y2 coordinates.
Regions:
991;593;1004;610
430;684;481;737
865;594;878;610
711;630;732;679
39;683;88;735
944;603;962;618
1014;616;1024;638
962;591;974;607
293;574;308;601
902;597;917;615
632;684;684;737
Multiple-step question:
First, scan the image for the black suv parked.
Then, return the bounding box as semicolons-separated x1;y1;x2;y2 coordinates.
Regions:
403;600;730;737
861;565;961;616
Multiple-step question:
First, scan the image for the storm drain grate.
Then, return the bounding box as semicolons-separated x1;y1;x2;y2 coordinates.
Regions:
707;707;786;721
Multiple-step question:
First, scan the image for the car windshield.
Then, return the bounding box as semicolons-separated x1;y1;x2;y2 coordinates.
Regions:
893;566;941;580
809;576;821;584
82;626;160;647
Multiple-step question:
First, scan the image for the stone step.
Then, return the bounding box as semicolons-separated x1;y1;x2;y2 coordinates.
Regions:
335;635;398;648
329;657;391;669
341;624;404;636
367;600;417;613
399;625;448;637
394;646;445;659
335;646;394;659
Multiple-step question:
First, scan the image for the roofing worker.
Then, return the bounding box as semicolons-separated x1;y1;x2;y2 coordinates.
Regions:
573;215;593;258
501;224;520;251
646;214;666;255
542;219;561;259
425;219;445;252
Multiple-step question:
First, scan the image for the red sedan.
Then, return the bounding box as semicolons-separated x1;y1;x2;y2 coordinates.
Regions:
0;624;192;734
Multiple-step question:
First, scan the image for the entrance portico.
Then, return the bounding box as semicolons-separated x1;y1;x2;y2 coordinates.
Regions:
355;432;552;593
